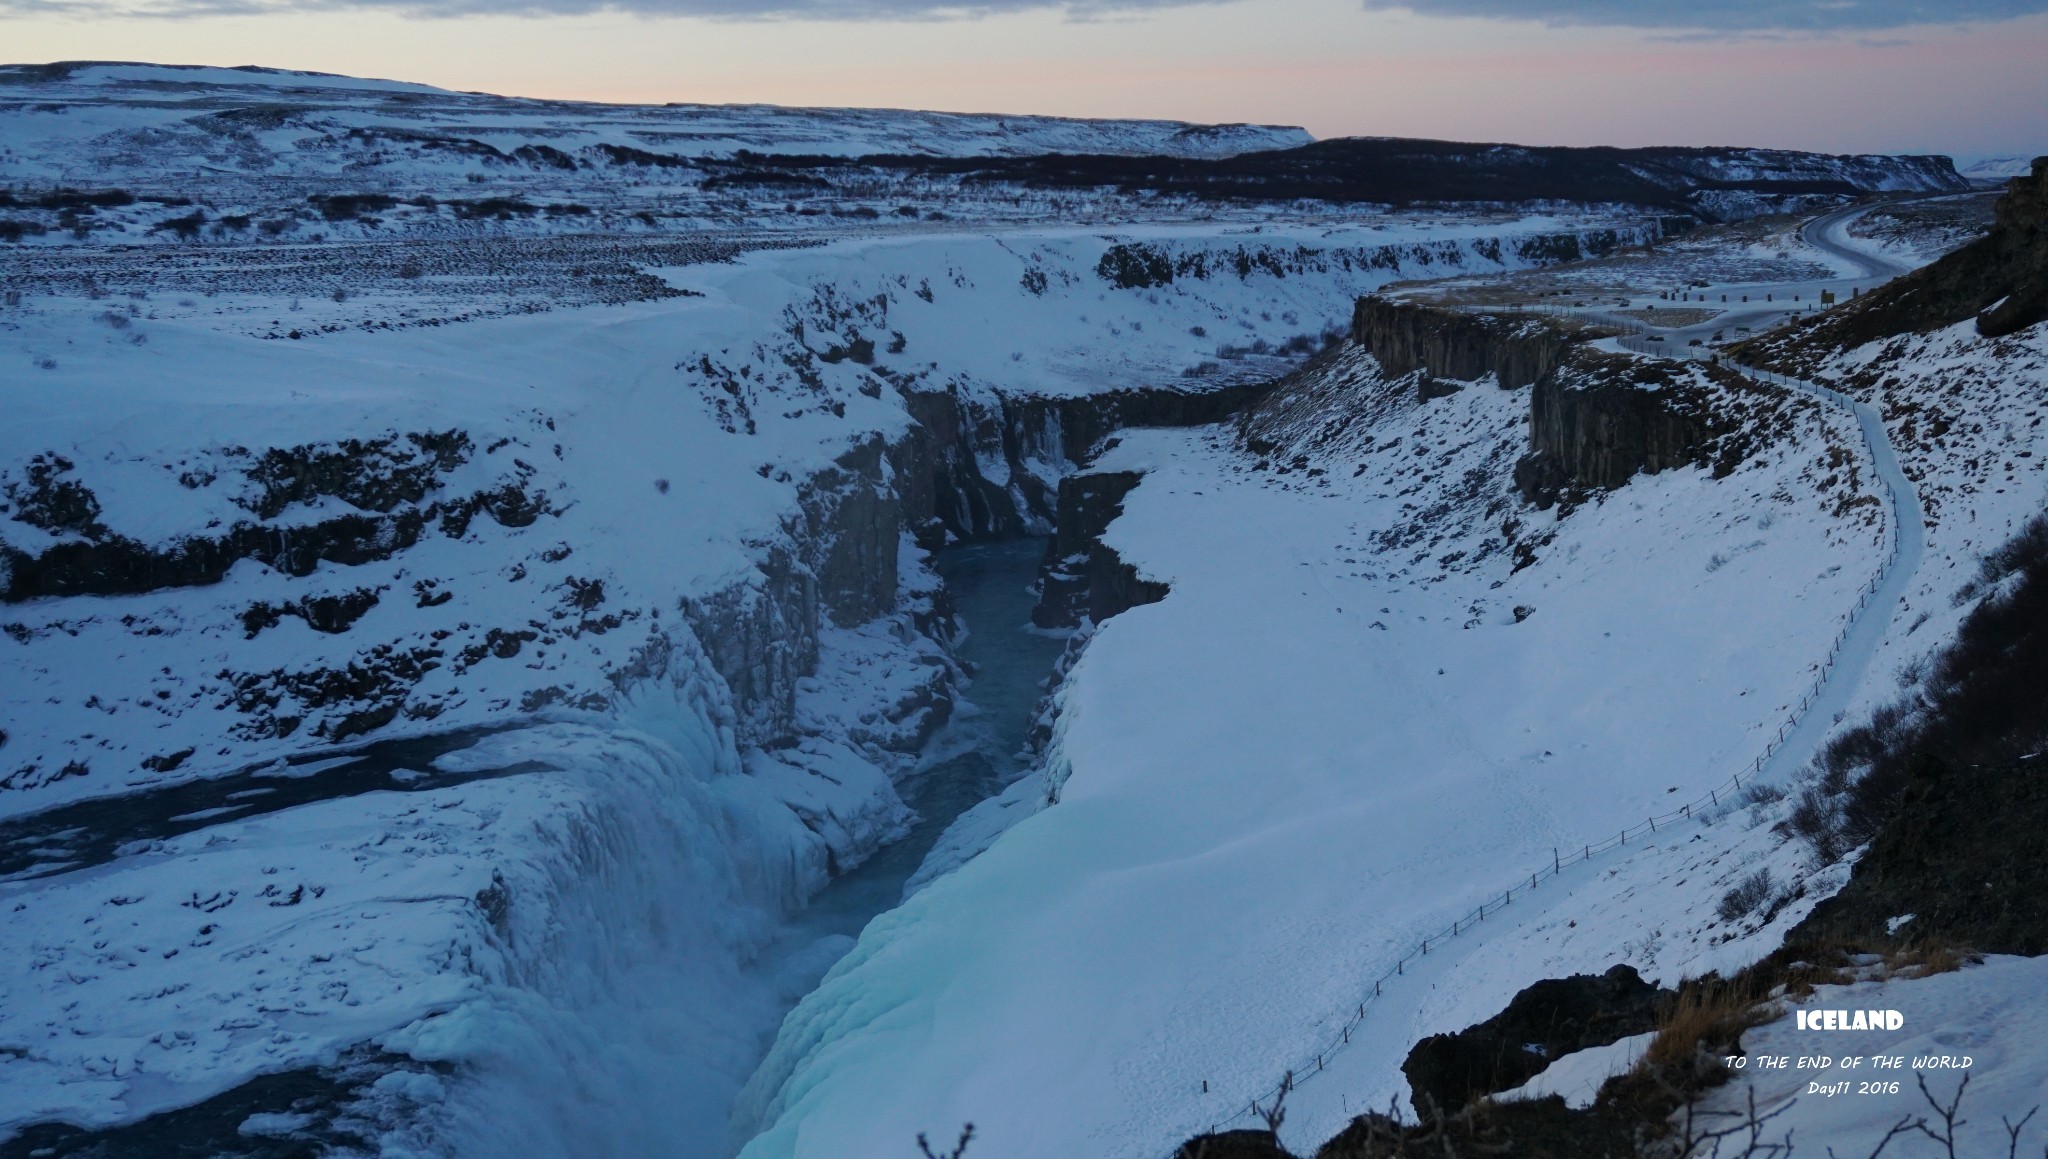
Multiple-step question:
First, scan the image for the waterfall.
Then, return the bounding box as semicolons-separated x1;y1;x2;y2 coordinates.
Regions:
391;634;844;1159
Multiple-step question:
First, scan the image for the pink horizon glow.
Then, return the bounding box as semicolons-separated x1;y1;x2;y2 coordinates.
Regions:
5;2;2045;158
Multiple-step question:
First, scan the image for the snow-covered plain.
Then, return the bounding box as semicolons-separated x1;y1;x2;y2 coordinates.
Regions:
0;62;1316;246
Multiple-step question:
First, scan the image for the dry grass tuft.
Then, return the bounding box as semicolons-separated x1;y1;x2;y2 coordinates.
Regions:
1641;982;1778;1073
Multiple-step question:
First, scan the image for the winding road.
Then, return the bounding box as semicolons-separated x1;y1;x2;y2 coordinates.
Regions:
1592;200;1930;784
1212;200;1939;1142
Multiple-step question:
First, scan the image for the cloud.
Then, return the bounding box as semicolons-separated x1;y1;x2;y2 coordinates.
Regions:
11;0;2042;28
2;0;1211;18
1358;0;2048;32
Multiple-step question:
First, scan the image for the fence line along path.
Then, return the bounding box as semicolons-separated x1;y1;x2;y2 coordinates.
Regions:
1194;309;1928;1143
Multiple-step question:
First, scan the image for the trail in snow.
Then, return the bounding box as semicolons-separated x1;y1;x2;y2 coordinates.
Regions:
1243;204;1934;1135
1732;364;1926;784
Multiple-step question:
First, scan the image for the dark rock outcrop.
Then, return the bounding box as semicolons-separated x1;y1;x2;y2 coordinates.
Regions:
1351;296;1572;390
1313;1094;1640;1159
242;587;383;637
1;484;551;603
1032;469;1169;628
1515;352;1762;507
1401;964;1667;1117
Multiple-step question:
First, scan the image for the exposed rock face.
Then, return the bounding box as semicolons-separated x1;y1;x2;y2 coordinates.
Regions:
1344;297;1785;510
1311;1094;1640;1159
0;432;552;603
1514;351;1769;508
1977;158;2048;337
894;382;1267;544
1351;296;1572;390
798;438;901;627
1401;963;1667;1117
681;547;822;747
1032;469;1169;629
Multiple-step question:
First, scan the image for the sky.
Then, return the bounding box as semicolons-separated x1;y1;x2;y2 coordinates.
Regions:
4;0;2047;159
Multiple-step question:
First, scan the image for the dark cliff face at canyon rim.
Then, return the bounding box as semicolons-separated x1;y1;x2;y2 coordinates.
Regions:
1349;296;1573;392
1343;295;1787;510
1031;468;1170;630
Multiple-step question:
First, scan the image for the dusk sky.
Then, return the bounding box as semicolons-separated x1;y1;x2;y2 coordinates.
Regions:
6;0;2047;159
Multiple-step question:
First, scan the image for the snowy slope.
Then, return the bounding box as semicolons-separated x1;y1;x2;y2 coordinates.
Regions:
1;211;1644;1149
1693;956;2048;1155
733;339;1893;1156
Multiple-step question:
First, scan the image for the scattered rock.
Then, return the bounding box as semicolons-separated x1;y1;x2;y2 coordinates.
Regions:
1402;964;1667;1117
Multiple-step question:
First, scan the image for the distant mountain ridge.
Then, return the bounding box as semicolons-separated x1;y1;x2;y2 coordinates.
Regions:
0;60;1969;245
0;60;1314;163
765;136;1968;220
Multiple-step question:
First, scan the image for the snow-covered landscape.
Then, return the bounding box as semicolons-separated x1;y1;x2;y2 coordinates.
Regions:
3;55;2046;1159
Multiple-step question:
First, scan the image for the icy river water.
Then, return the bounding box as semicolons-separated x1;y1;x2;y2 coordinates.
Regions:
0;538;1065;1159
778;534;1065;951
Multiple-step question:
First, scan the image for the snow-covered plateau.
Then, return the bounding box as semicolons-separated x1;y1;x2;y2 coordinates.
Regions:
4;65;2043;1159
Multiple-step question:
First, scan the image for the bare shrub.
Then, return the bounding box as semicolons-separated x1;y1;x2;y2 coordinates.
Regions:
915;1123;974;1159
1718;870;1774;923
1789;510;2048;861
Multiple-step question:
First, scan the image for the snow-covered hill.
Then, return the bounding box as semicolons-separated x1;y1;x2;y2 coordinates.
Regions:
0;61;1310;165
0;193;1657;1152
1;61;2034;1159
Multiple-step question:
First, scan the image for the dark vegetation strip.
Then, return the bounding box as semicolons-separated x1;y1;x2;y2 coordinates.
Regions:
695;139;1960;220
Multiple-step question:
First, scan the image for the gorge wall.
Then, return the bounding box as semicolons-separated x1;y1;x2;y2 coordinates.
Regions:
1349;295;1573;391
1345;295;1787;510
1030;469;1170;630
892;381;1267;545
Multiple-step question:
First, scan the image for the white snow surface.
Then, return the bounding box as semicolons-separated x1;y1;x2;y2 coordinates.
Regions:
734;343;1898;1156
1498;1032;1654;1110
1698;956;2048;1157
1;210;1642;1149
